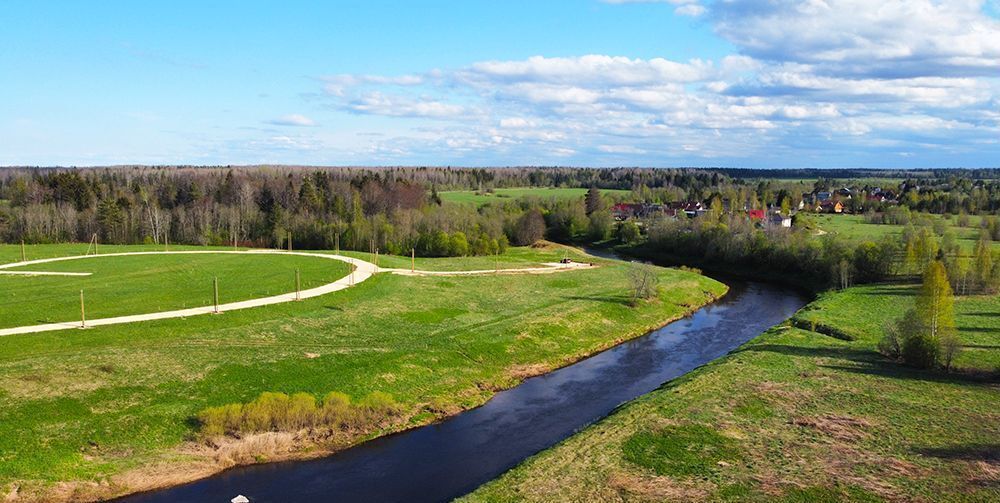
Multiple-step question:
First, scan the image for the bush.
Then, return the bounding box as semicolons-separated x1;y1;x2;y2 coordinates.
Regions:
320;391;352;426
902;332;940;370
196;390;402;438
877;320;903;360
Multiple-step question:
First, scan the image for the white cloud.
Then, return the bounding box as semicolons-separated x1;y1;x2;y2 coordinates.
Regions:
306;1;1000;166
710;0;1000;77
344;91;469;119
266;114;318;127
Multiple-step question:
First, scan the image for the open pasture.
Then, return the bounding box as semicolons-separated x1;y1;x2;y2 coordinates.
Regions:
439;187;630;206
0;252;350;330
814;214;996;254
0;243;724;500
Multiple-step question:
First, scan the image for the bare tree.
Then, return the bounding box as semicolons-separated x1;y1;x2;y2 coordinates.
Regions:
628;262;659;305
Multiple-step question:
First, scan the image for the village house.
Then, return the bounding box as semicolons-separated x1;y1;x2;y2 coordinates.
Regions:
819;200;844;213
770;212;792;227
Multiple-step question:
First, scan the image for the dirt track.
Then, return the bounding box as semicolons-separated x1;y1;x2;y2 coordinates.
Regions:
0;250;593;337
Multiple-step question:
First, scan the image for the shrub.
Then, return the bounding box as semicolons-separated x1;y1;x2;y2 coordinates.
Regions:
282;392;318;430
902;332;940;370
877;320;903;360
320;391;352;426
196;390;402;438
243;392;290;432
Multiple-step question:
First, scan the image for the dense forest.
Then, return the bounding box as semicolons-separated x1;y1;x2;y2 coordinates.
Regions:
2;166;1000;287
0;166;728;253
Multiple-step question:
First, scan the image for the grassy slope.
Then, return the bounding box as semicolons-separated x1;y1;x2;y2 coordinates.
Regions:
0;243;725;499
439;187;630;206
813;214;994;254
465;286;999;502
0;253;349;328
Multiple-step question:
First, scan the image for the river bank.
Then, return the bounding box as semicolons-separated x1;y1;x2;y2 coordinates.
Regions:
464;284;1000;502
0;244;727;502
114;279;804;502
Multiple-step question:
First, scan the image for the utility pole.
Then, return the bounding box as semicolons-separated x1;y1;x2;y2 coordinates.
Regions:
20;240;26;262
295;269;301;301
213;277;220;314
80;290;86;328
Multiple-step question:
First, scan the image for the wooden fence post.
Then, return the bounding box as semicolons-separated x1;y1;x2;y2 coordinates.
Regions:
213;277;220;314
295;269;301;301
80;290;86;328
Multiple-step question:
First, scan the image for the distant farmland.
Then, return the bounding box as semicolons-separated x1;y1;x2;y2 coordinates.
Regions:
439;187;631;206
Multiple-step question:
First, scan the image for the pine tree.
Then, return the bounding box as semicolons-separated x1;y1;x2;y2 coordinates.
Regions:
584;187;603;216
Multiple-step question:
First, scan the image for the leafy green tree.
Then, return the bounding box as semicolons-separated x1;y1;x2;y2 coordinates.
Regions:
449;231;469;256
904;261;958;369
916;261;956;341
973;232;994;293
617;221;641;245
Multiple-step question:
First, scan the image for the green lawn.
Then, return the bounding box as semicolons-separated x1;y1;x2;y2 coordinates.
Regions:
0;253;350;329
338;243;589;271
813;214;993;255
0;243;725;501
466;286;1000;502
439;187;630;206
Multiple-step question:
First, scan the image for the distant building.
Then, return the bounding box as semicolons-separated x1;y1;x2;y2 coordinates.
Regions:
770;213;792;227
748;209;765;220
819;201;844;213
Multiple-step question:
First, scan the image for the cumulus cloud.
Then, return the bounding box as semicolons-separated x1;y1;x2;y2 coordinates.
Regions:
266;114;318;127
310;0;1000;166
710;0;1000;78
601;0;705;16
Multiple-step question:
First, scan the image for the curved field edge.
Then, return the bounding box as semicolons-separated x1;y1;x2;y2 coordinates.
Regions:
462;286;1000;503
0;253;351;329
0;243;726;502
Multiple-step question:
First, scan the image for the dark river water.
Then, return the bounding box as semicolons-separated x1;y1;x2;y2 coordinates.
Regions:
117;266;807;503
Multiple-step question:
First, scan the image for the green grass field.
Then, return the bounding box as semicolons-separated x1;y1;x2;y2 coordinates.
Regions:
0;253;350;329
439;187;630;206
813;214;995;255
0;243;725;501
465;285;1000;502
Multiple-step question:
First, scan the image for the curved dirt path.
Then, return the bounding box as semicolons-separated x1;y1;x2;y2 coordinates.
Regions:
0;250;594;337
0;250;376;337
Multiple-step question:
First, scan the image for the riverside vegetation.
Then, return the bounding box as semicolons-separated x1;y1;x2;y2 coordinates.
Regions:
466;258;999;502
0;241;725;502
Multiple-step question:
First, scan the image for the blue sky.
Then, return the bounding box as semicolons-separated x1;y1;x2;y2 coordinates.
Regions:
1;0;998;167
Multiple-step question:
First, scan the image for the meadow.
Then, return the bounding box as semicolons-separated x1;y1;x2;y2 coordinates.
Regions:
438;187;630;206
465;284;1000;502
0;242;725;501
0;253;350;329
813;213;994;254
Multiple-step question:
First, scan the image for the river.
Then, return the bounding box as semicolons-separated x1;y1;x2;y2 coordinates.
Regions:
116;264;807;503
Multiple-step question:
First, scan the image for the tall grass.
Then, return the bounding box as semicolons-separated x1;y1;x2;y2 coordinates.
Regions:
197;390;401;438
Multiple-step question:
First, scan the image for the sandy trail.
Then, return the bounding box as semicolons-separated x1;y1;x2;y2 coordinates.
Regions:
0;250;594;337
